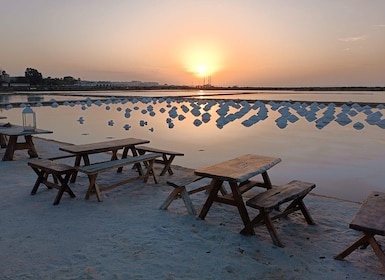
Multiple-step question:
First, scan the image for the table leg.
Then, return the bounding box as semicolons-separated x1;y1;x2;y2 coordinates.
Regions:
198;178;222;220
2;135;17;161
262;171;273;189
228;180;252;229
25;135;38;158
0;134;7;148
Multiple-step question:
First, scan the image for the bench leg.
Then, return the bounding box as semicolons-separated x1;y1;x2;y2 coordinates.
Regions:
85;174;102;202
142;159;158;184
159;187;182;210
53;173;76;205
159;186;197;215
282;197;315;225
30;168;48;195
263;212;284;247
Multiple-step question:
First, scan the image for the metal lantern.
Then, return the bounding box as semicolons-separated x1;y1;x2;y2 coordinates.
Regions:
22;105;36;131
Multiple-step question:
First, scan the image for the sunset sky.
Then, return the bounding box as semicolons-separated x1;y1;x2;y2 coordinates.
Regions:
1;0;385;87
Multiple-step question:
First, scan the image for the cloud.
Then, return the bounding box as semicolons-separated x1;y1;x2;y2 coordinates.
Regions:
373;24;385;28
339;36;365;42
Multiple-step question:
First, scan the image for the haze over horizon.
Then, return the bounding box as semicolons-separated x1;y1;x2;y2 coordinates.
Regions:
1;1;385;87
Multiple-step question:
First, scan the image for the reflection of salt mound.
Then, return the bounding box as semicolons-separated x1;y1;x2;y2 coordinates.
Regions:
193;119;202;127
353;122;364;130
94;100;103;106
376;119;385;129
366;111;383;125
275;116;288;129
51;102;59;108
201;112;211;123
168;107;178;118
181;105;189;113
335;113;352;126
287;114;299;123
241;115;260;127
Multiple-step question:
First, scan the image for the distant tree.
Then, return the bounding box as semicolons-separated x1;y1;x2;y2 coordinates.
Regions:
63;76;77;85
25;67;43;85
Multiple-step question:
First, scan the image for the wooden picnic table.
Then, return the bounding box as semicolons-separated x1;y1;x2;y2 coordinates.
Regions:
195;154;282;230
335;191;385;268
58;138;150;182
0;122;53;161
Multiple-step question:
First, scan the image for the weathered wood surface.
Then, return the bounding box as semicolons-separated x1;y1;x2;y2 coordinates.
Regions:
350;191;385;236
246;180;316;212
77;153;161;175
136;145;184;156
59;138;149;154
28;159;76;205
137;145;184;176
334;191;385;268
29;159;76;173
241;180;316;247
161;173;209;215
194;154;281;182
0;123;53;136
166;173;203;188
0;123;53;161
77;153;161;202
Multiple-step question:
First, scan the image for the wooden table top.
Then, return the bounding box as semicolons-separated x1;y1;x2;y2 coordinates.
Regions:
350;191;385;236
0;123;53;136
195;154;282;183
59;138;150;154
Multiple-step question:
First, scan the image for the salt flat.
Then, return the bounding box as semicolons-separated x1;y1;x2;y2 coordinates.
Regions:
0;138;384;279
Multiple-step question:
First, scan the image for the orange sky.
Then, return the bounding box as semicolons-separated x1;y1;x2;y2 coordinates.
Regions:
1;1;385;87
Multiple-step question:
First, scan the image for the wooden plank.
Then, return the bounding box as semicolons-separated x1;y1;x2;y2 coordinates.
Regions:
246;180;316;212
349;191;385;236
166;173;203;188
194;154;281;182
28;159;75;173
59;138;149;154
136;145;184;156
77;153;161;175
0;123;53;136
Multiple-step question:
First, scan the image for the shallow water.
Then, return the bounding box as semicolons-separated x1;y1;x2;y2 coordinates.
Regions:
1;90;385;202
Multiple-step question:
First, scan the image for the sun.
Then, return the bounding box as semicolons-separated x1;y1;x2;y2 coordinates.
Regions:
178;40;225;81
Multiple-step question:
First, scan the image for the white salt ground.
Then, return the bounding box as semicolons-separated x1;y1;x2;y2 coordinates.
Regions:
1;137;384;279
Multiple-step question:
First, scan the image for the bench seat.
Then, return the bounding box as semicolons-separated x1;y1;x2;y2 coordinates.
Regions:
77;153;161;202
241;180;316;247
28;159;77;205
136;145;184;176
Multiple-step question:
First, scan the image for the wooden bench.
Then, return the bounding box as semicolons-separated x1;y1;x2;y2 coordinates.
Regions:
334;191;385;268
136;146;184;176
28;159;77;205
77;153;161;202
240;180;316;247
160;173;228;215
